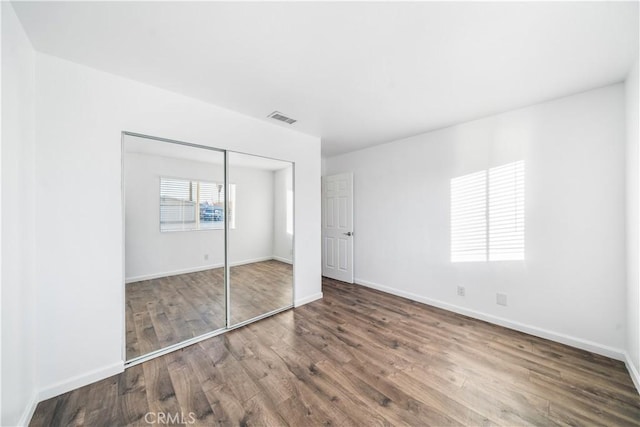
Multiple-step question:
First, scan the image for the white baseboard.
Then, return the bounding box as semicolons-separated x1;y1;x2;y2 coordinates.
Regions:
355;278;626;361
295;292;323;307
38;361;124;402
125;256;280;283
19;361;124;425
624;351;640;394
17;393;38;427
272;256;293;265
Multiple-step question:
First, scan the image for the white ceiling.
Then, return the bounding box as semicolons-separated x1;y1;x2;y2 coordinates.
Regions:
12;1;639;157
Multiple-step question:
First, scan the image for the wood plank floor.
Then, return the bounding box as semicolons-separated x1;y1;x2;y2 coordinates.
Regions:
126;260;293;359
34;277;640;426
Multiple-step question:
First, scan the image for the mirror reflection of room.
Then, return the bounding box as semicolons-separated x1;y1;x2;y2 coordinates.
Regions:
228;152;294;326
124;135;226;360
124;135;295;361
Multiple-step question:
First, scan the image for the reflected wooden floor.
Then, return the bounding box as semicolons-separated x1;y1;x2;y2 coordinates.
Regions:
34;278;640;426
126;260;293;359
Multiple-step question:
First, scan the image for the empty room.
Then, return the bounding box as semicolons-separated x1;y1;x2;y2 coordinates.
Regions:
2;1;640;426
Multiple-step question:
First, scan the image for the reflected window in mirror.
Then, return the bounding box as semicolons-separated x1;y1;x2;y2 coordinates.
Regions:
160;177;235;231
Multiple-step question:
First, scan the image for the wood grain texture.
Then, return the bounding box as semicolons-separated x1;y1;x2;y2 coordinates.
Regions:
126;260;293;359
33;277;640;426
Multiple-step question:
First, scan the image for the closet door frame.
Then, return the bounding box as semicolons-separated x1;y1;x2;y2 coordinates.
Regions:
121;131;295;368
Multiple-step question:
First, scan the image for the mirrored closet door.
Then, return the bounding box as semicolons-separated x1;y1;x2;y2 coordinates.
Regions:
227;152;294;326
123;133;294;364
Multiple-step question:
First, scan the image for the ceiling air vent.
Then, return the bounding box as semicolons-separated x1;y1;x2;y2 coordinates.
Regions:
267;111;297;125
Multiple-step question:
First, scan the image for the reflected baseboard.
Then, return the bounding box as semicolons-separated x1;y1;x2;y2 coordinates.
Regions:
125;264;224;283
125;256;290;283
230;256;277;267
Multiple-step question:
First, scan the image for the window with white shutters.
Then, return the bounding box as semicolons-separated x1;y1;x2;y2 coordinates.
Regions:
488;161;524;261
451;161;524;262
451;170;487;262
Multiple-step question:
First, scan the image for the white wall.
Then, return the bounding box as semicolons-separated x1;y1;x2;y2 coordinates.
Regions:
325;84;627;357
273;166;294;263
34;53;321;401
125;152;277;281
1;3;38;425
626;58;640;389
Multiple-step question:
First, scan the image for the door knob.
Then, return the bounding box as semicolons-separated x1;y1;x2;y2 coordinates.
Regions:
343;231;353;236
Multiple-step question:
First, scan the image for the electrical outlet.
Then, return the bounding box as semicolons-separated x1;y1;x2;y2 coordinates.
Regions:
204;254;209;261
457;286;465;297
497;293;507;306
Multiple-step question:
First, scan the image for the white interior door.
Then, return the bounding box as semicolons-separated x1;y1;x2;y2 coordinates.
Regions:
322;173;354;283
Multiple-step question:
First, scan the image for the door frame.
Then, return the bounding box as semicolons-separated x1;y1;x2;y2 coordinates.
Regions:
121;131;296;368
